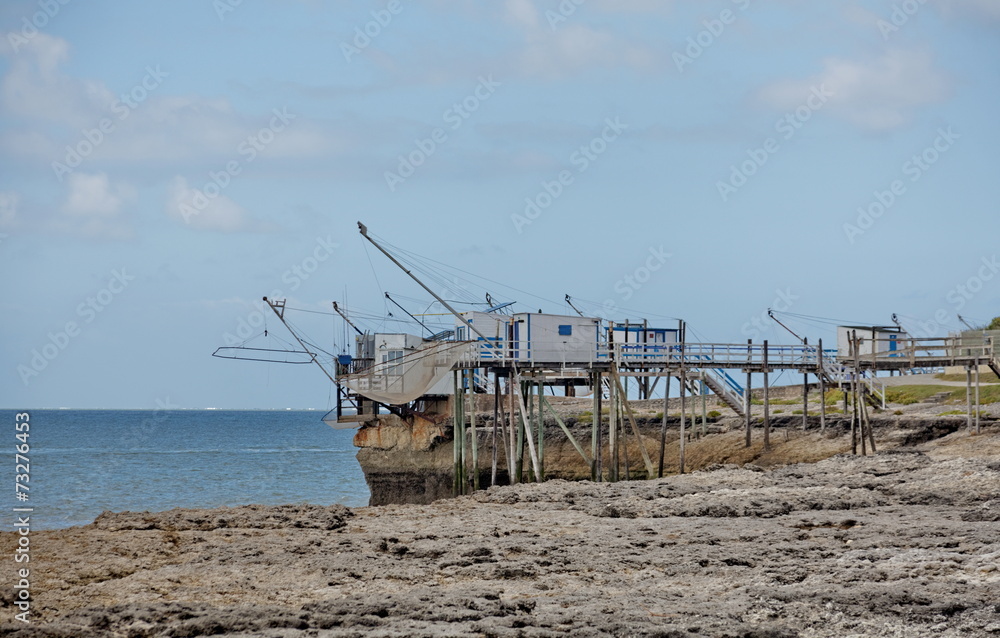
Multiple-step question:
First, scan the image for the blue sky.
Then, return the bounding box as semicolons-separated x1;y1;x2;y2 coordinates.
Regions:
1;0;998;409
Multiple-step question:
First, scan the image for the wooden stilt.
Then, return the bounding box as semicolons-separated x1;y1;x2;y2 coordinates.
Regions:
818;339;826;433
967;365;973;434
700;376;708;438
745;339;752;448
679;364;686;474
492;374;499;487
609;368;619;482
975;360;981;435
658;373;671;478
513;375;542;482
850;332;858;456
762;340;770;451
593;372;603;481
802;338;809;431
453;370;461;496
470;370;478;491
536;381;544;481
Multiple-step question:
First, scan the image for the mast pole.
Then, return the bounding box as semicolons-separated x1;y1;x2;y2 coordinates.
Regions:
358;221;494;345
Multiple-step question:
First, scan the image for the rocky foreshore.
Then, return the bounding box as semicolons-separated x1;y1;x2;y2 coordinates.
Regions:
3;421;999;637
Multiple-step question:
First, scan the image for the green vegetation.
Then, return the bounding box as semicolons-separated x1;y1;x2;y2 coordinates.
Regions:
824;389;845;405
751;398;801;406
774;409;784;414
792;409;803;415
884;385;956;405
938;410;964;416
988;316;1000;330
893;410;904;416
707;410;722;419
947;385;1000;405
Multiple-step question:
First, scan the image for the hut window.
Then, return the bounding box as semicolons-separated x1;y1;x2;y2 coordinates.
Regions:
558;325;573;336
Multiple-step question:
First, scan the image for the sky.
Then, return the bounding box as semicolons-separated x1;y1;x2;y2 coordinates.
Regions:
1;0;998;410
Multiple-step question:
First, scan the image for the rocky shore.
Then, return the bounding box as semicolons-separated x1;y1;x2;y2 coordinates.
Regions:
2;418;998;637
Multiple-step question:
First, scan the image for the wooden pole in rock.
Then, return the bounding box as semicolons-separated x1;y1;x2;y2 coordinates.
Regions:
975;359;981;435
763;340;770;451
966;365;973;433
492;374;499;487
802;337;809;431
658;374;671;478
609;369;619;482
745;340;752;448
536;381;544;481
850;332;858;455
679;364;687;474
470;370;479;491
591;371;600;481
818;338;826;432
453;370;461;496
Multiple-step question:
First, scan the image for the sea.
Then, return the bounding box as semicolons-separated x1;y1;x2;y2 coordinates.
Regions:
3;409;370;530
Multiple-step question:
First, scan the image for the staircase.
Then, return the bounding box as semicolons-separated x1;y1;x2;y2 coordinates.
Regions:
990;357;1000;380
697;370;746;417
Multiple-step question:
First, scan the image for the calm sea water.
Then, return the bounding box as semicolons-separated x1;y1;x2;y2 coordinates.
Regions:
2;409;370;530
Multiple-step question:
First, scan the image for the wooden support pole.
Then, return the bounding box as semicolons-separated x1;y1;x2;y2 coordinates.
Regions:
967;365;973;434
609;369;619;482
701;376;708;438
975;360;981;435
745;339;752;448
453;370;461;496
536;381;544;481
513;375;542;483
802;338;809;431
470;370;479;491
459;370;467;493
658;374;671;478
763;340;770;451
818;339;826;433
507;374;517;484
492;374;499;487
850;332;858;455
679;364;687;474
514;380;524;484
593;372;602;482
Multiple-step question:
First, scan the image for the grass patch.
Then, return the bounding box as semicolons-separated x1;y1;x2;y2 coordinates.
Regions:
792;409;803;415
884;385;957;405
938;410;964;416
751;398;801;406
824;389;845;405
946;385;1000;405
708;410;722;419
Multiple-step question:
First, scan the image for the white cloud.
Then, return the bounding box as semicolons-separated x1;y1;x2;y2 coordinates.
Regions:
0;33;331;168
165;175;264;233
500;0;659;78
62;173;128;217
756;49;951;131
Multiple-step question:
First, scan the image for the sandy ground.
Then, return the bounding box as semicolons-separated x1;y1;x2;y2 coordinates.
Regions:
2;421;999;637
